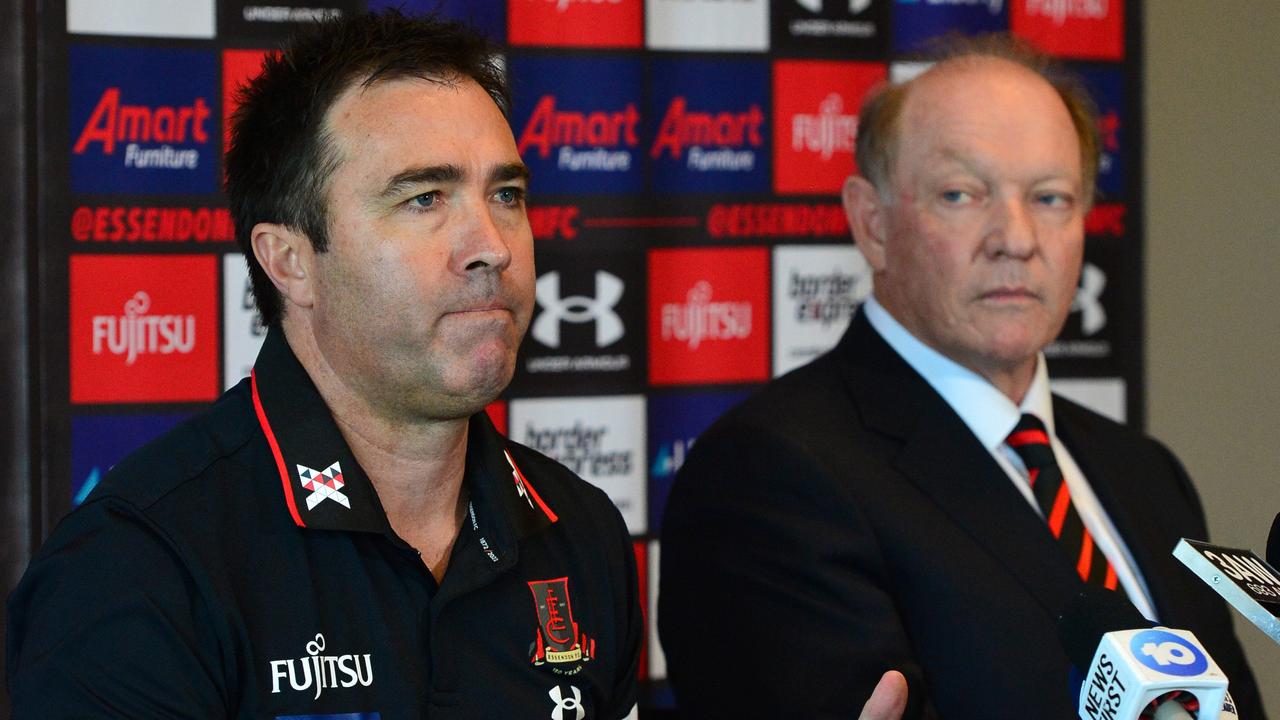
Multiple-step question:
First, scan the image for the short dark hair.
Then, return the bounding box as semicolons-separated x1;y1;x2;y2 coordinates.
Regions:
855;34;1101;206
225;10;511;326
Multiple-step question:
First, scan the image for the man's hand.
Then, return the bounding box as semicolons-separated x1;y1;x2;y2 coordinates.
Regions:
858;670;909;720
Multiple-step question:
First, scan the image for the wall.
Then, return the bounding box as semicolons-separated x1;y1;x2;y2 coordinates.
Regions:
1146;3;1280;713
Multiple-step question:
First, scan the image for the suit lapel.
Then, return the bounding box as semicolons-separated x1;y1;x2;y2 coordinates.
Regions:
835;312;1083;615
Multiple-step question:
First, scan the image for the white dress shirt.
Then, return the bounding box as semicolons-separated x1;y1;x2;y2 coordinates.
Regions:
863;296;1158;620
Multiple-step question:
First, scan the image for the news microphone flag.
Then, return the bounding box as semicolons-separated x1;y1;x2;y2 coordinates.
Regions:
1058;588;1230;720
1174;538;1280;644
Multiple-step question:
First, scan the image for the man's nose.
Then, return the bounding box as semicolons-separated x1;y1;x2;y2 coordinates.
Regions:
984;195;1038;259
454;205;513;274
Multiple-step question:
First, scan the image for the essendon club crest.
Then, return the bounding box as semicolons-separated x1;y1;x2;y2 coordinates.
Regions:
528;577;594;668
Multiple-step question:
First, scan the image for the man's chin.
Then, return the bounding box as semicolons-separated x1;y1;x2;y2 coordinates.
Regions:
442;360;515;410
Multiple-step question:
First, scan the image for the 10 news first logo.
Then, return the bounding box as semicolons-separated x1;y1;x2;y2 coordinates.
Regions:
1079;627;1228;720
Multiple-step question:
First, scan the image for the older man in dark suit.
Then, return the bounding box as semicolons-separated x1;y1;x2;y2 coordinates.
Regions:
659;37;1264;719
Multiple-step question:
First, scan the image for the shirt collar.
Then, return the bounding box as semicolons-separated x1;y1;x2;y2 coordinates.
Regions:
250;326;556;555
863;295;1056;451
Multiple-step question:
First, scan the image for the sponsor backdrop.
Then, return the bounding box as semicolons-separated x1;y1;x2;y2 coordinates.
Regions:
38;0;1141;711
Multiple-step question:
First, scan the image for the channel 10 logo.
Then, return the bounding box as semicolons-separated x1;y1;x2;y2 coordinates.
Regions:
1129;630;1208;677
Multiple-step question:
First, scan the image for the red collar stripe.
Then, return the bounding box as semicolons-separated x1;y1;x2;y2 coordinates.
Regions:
252;369;305;528
506;450;558;524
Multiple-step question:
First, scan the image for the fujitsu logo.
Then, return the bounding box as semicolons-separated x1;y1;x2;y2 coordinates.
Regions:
792;93;858;160
533;271;625;348
73;88;211;166
91;291;196;366
1024;0;1105;24
268;633;373;700
518;96;640;172
545;0;621;10
660;281;752;350
650;97;765;159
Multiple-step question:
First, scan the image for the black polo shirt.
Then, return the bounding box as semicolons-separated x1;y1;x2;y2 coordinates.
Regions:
8;328;641;719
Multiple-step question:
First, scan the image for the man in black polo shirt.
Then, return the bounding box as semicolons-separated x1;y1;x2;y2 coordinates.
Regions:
7;11;641;719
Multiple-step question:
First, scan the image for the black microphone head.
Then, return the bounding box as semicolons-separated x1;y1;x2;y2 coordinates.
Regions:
1056;587;1152;669
1268;512;1280;569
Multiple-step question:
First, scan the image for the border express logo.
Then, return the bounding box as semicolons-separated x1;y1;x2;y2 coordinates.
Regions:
648;59;770;194
645;0;768;52
71;254;219;404
71;413;190;506
511;55;643;195
773;60;886;195
513;247;646;395
510;395;647;533
71;46;217;195
647;390;752;532
1011;0;1123;61
509;0;642;48
648;247;770;385
772;245;872;377
892;0;1007;54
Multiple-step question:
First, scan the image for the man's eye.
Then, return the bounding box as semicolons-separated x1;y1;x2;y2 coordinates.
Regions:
1035;192;1073;208
941;190;972;204
495;187;526;205
408;192;438;209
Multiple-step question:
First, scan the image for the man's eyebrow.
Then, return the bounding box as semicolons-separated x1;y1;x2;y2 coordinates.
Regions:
378;164;464;199
936;148;986;174
490;162;531;185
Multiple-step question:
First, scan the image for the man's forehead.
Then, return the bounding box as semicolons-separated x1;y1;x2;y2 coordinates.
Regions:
904;57;1055;118
894;58;1076;157
328;74;482;127
325;74;518;170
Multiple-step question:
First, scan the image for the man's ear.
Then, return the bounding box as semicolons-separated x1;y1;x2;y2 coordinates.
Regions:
842;175;890;272
251;223;316;310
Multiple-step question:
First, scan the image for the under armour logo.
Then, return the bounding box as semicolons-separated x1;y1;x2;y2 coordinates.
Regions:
795;0;871;13
532;271;624;349
1071;262;1107;336
549;685;585;720
297;461;350;510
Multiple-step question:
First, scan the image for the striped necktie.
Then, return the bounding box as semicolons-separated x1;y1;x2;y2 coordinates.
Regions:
1006;413;1117;590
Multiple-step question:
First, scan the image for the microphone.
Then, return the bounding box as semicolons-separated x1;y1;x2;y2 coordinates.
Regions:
1057;587;1231;720
1174;537;1280;644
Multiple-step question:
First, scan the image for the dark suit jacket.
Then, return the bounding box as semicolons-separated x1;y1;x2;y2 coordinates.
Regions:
658;311;1264;719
